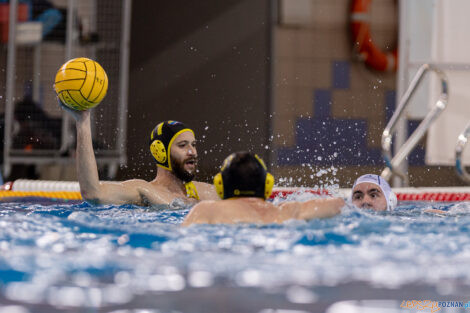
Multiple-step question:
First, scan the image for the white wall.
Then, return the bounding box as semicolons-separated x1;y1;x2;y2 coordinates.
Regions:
399;0;470;166
426;0;470;165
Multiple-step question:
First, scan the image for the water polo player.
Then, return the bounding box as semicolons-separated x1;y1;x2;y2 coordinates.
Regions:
351;174;398;211
61;104;218;205
182;151;344;225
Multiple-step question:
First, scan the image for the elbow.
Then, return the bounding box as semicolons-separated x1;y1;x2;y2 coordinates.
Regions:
80;188;103;205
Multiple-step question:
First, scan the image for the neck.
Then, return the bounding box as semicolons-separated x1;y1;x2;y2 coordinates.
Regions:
153;166;187;194
229;197;265;202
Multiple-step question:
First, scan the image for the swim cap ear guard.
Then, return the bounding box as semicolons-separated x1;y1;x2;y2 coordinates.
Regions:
213;153;274;200
388;191;398;211
149;120;194;170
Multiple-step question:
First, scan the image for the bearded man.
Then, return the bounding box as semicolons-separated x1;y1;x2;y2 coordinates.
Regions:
64;104;218;206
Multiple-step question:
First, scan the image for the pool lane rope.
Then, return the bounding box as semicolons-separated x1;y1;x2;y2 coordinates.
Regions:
2;180;470;202
0;190;82;200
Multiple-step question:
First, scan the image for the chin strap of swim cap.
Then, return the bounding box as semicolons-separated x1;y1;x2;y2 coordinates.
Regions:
213;153;274;200
185;181;199;200
149;120;194;171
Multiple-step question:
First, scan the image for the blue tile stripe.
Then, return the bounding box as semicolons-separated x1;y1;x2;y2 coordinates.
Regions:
332;61;350;89
276;60;424;167
314;89;331;118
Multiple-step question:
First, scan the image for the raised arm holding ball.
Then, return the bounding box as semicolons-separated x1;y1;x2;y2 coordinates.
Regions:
55;58;219;206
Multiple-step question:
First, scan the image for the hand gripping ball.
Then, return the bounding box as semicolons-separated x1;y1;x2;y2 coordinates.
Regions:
54;57;108;111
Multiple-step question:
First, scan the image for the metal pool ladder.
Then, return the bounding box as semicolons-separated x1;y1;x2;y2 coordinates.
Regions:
455;122;470;183
381;64;449;183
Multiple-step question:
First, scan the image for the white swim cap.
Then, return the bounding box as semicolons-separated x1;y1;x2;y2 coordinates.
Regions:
352;174;397;210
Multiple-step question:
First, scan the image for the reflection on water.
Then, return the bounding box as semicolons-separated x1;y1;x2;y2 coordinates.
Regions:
0;198;470;309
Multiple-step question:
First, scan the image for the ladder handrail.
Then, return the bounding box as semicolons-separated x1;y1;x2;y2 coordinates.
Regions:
381;64;449;182
455;122;470;183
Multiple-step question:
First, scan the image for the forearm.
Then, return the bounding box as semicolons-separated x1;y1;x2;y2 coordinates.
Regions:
75;112;101;199
296;198;344;220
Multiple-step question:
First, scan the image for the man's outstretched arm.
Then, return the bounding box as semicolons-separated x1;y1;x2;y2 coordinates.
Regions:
74;110;102;201
279;198;344;221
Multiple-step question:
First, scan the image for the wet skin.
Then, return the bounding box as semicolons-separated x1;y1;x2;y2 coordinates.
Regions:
170;131;198;181
351;182;387;211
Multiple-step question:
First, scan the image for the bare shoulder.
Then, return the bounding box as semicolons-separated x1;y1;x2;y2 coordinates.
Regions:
120;179;151;188
192;181;213;190
182;200;219;226
191;200;220;213
116;179;153;193
120;179;177;205
192;181;219;200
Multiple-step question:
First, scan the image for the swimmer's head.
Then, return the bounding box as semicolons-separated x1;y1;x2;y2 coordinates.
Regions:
351;174;397;211
149;120;195;171
213;151;274;200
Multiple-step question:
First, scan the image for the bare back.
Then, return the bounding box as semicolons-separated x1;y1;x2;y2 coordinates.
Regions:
182;197;344;226
182;198;276;225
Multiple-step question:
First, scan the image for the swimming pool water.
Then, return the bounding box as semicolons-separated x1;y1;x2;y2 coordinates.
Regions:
1;198;470;311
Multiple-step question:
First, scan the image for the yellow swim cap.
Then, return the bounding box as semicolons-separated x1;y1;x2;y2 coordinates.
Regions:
213;151;274;200
149;120;194;170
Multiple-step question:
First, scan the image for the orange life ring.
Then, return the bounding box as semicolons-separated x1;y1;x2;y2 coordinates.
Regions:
350;0;398;72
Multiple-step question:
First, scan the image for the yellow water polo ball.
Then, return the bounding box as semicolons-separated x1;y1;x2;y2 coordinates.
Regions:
54;57;108;111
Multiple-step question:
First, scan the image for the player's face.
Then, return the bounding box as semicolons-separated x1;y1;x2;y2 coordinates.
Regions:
170;131;198;182
351;183;387;211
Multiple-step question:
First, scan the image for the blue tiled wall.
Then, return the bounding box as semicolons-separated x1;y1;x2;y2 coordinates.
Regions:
277;61;425;167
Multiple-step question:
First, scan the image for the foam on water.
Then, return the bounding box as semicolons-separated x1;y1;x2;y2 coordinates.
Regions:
1;198;470;307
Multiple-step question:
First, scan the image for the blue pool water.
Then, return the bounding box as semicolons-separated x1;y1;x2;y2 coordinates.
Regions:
1;197;470;312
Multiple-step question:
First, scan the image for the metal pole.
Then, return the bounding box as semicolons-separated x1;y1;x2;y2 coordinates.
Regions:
382;64;430;164
455;121;470;184
3;0;19;178
394;0;409;187
89;0;98;141
58;0;76;154
266;0;277;170
66;0;75;62
32;44;41;103
90;0;97;60
117;0;132;166
381;65;448;182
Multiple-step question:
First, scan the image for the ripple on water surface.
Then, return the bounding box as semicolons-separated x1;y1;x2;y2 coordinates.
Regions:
0;200;470;306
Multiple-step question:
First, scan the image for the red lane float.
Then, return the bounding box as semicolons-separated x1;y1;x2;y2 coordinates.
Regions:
271;187;470;202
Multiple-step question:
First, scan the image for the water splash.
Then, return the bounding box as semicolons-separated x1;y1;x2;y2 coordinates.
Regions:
0;200;470;308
